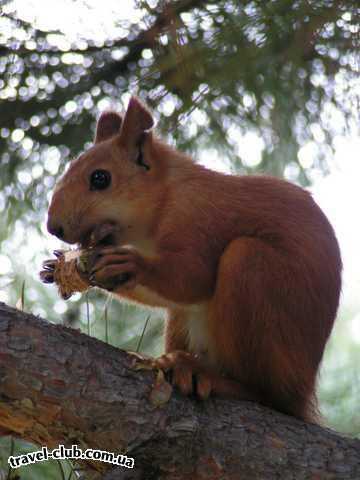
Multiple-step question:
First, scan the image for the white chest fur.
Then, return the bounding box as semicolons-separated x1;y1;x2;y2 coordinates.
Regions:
112;240;215;364
119;285;217;366
185;304;210;354
184;303;217;367
124;285;179;309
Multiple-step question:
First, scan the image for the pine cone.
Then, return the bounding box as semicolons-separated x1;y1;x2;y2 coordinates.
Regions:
40;250;92;300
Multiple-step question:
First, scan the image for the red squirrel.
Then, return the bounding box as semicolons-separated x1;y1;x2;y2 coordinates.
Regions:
46;96;342;422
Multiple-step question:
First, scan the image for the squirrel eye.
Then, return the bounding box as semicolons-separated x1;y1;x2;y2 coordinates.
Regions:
90;169;111;191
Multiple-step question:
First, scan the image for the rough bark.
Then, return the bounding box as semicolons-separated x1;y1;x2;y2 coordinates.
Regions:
0;302;359;480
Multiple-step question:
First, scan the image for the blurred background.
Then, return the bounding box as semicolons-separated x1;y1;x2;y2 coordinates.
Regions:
0;0;359;478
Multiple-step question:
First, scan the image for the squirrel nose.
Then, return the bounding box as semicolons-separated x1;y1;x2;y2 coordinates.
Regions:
47;219;65;240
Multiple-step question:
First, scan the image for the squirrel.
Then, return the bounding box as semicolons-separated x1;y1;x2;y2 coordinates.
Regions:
46;96;342;422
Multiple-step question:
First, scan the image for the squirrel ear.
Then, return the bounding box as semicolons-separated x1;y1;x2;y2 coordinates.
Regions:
119;96;154;148
95;111;123;143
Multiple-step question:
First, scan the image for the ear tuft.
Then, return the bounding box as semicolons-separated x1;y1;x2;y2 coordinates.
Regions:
128;96;154;132
95;111;123;144
119;96;154;146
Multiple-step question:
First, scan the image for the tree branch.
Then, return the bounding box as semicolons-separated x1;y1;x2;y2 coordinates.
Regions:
0;302;359;479
0;0;206;131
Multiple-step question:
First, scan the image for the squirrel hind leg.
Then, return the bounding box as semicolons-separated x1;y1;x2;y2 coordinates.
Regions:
206;375;261;402
261;355;320;423
208;236;325;422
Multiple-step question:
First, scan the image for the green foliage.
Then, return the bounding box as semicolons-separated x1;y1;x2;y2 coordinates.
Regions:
0;0;359;226
319;307;360;437
0;437;76;480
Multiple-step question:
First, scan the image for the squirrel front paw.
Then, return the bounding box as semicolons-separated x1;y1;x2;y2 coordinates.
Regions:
153;350;213;400
89;246;147;291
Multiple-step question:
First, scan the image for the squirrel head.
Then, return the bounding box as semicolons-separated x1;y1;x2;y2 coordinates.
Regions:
47;96;160;248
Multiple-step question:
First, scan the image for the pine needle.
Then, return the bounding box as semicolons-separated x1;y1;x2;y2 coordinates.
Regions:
57;459;66;480
86;291;90;336
16;280;26;311
101;293;113;343
136;314;151;353
21;280;25;311
6;437;15;480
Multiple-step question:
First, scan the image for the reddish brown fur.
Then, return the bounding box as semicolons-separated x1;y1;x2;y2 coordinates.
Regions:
47;96;342;422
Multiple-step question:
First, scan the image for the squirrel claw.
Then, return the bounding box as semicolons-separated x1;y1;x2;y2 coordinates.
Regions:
40;270;55;284
42;259;57;271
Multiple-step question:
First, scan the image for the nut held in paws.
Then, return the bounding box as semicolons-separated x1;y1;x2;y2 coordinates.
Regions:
40;250;92;300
